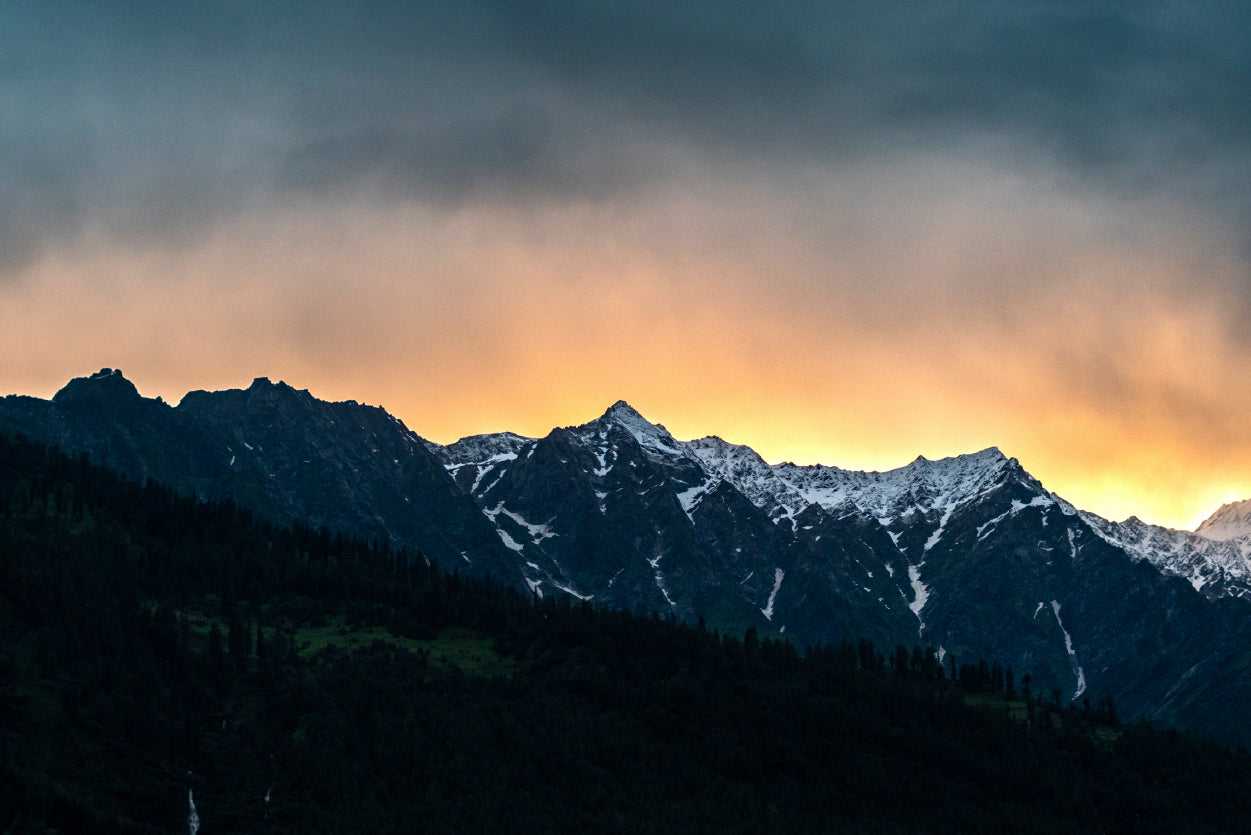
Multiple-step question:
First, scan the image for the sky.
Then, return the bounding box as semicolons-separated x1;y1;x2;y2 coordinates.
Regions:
3;1;1250;529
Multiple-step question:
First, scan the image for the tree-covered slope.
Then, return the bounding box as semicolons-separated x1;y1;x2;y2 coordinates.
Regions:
3;431;1251;833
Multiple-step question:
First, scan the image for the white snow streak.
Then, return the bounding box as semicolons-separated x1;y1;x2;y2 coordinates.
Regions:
1051;600;1087;700
478;469;507;495
496;528;524;552
484;503;557;546
655;572;675;606
761;568;784;620
1013;495;1055;512
924;506;954;552
676;478;715;521
908;565;929;615
497;506;558;543
977;510;1010;541
552;582;593;601
469;464;494;494
188;790;200;835
648;553;676;607
908;563;929;636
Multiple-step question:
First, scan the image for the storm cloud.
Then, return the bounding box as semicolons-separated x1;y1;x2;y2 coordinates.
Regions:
6;2;1248;252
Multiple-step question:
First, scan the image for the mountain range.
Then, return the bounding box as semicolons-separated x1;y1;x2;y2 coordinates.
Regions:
3;369;1250;745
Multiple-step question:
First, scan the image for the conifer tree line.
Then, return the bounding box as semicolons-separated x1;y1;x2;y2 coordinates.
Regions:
1;431;1249;833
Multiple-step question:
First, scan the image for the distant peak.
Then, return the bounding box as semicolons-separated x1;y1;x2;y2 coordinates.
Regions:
247;377;301;393
956;447;1008;464
604;400;642;418
592;400;684;456
245;377;309;400
1195;498;1251;541
597;400;659;431
599;400;664;431
905;447;1008;470
52;368;142;405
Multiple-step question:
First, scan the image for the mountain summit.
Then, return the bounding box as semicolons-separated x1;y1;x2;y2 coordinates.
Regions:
51;367;144;405
593;400;686;457
1195;499;1251;541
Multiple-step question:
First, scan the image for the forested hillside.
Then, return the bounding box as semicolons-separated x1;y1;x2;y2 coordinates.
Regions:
2;432;1249;833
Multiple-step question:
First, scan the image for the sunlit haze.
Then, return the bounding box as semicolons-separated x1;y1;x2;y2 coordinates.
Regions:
4;3;1250;531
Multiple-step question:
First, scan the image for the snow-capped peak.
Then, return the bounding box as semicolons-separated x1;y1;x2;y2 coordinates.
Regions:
595;401;684;457
770;447;1019;521
684;436;812;525
1195;499;1251;542
440;432;533;468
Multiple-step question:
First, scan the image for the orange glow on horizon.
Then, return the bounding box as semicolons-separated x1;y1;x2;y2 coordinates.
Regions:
3;356;1247;533
3;160;1250;534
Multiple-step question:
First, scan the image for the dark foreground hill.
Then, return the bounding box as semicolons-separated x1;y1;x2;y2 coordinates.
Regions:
2;432;1250;834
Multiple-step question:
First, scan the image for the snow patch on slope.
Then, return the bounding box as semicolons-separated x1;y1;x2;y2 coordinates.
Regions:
908;563;929;637
676;478;717;522
1050;601;1086;701
771;447;1013;523
495;506;558;543
695;445;1027;561
977;496;1056;542
439;432;531;468
648;552;676;607
684;436;808;527
761;568;784;620
551;581;592;601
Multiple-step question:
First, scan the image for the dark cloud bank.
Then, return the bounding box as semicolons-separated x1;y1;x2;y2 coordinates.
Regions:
3;1;1248;268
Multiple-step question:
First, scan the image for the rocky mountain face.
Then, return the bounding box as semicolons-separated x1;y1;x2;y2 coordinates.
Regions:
4;370;1251;744
435;404;1251;742
1080;511;1251;601
0;369;519;581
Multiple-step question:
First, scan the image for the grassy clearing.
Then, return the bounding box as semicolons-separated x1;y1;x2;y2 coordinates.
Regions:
964;691;1123;740
965;691;1031;723
294;617;520;676
166;602;519;676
